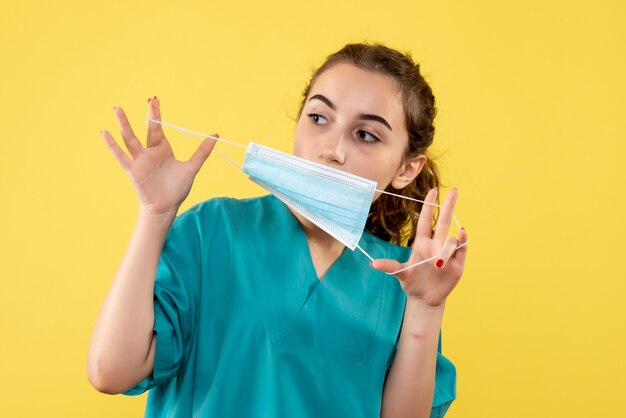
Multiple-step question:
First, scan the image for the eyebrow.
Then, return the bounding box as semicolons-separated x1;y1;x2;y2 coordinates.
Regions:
308;94;393;132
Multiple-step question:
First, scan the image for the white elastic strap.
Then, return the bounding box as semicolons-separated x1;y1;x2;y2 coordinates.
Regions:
355;244;375;262
386;241;469;275
148;118;248;149
148;118;247;169
376;189;461;228
356;240;468;275
211;148;243;170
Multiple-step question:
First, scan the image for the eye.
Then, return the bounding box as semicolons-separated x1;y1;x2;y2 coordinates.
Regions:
306;113;328;125
356;130;380;144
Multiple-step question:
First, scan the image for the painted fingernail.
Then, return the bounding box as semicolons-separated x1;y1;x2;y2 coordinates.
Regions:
435;259;444;268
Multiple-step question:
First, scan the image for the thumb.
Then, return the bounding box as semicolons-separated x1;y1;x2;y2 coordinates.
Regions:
188;134;218;174
371;258;403;276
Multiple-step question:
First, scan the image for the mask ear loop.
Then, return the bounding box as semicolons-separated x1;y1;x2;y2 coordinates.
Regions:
150;117;469;275
376;189;462;230
148;118;246;169
355;193;469;275
382;241;469;275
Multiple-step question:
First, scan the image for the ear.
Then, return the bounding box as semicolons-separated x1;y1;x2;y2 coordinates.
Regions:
391;155;427;189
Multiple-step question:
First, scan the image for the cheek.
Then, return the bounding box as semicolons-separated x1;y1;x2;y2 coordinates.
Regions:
293;139;305;158
365;151;403;185
292;120;311;157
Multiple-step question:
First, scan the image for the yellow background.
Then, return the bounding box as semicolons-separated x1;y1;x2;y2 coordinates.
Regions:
1;0;624;416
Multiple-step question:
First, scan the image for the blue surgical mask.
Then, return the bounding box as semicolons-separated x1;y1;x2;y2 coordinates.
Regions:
148;118;466;274
243;142;376;251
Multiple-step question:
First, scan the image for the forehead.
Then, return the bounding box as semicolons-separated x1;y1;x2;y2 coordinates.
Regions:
307;63;405;124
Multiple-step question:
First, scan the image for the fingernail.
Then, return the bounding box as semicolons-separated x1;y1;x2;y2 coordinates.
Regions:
113;106;117;111
369;261;373;268
214;133;220;138
435;259;444;268
148;97;152;103
460;227;465;231
153;96;158;100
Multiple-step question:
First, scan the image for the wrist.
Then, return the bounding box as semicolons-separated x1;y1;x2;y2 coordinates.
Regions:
137;206;178;226
401;297;445;339
138;204;178;219
406;296;446;316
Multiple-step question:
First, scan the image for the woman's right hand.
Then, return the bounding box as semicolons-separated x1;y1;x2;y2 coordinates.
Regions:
100;97;218;217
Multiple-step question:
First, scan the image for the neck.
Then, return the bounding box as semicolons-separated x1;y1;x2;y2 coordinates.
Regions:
287;207;345;253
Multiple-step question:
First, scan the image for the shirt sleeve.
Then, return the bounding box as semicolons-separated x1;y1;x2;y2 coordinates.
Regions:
122;217;199;396
385;330;457;418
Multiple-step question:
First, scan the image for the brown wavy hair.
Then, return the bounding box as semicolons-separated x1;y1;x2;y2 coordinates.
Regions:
296;42;441;246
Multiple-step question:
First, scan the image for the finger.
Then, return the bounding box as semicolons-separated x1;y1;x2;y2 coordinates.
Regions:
433;188;458;243
100;130;131;171
113;107;143;159
451;227;468;266
187;135;218;174
434;235;459;269
146;96;165;147
370;258;405;279
415;188;438;239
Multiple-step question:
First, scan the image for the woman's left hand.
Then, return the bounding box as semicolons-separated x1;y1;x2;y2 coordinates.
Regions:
371;188;468;308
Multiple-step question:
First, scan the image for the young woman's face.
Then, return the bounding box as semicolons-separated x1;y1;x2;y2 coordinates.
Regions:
294;62;424;196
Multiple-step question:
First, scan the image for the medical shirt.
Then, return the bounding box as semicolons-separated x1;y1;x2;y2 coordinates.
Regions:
122;195;456;417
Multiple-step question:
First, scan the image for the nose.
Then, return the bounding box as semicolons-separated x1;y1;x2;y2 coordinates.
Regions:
318;133;346;165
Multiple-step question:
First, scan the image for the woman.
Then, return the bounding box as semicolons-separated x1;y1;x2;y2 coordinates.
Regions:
88;43;468;418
